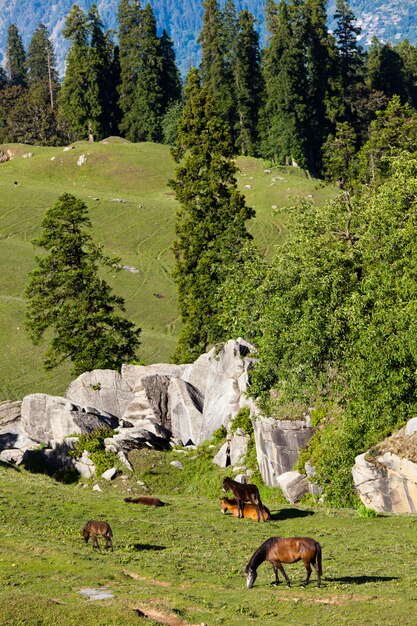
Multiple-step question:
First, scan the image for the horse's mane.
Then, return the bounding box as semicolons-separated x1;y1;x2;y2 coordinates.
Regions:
247;537;280;571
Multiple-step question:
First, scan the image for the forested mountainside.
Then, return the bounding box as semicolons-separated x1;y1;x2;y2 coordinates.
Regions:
0;0;416;75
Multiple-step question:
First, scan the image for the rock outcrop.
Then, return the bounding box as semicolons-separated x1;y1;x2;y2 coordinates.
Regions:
21;394;118;445
352;420;417;513
253;416;315;486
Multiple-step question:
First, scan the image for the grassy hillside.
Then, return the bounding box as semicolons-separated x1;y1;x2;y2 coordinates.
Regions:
1;447;417;626
0;139;336;400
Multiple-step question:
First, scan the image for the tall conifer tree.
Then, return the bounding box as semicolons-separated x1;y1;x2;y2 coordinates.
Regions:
59;5;90;140
6;24;27;87
199;0;235;145
170;70;254;362
261;0;308;166
159;29;182;113
27;23;59;109
234;10;262;155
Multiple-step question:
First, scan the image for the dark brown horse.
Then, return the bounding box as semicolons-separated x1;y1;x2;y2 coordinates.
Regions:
245;536;322;589
222;477;264;522
82;520;113;551
124;496;165;507
220;497;271;521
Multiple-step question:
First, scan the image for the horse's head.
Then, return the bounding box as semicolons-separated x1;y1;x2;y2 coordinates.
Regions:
222;477;230;492
245;565;257;589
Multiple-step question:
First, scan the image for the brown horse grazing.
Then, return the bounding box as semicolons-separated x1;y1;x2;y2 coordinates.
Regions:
82;520;113;551
245;536;322;589
124;496;165;507
220;497;271;521
222;477;265;522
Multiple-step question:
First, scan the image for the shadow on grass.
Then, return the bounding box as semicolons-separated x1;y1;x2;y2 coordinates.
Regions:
131;543;166;552
271;508;315;521
327;575;399;585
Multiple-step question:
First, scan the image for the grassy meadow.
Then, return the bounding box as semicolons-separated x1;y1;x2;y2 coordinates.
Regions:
0;139;336;400
1;445;417;626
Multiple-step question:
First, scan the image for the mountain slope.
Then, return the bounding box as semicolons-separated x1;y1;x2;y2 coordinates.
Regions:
0;1;416;76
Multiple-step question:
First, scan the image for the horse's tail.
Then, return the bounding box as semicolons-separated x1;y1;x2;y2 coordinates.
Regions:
107;523;113;538
316;541;323;577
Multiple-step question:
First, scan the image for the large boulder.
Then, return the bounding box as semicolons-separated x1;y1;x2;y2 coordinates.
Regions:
21;394;118;445
352;420;417;513
253;416;315;486
182;339;257;441
277;471;309;503
121;363;186;390
353;450;417;514
66;369;133;419
168;378;204;445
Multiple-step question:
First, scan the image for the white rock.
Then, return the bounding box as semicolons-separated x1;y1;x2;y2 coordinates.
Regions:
405;417;417;436
102;467;122;481
92;484;102;492
170;460;183;470
277;471;309;503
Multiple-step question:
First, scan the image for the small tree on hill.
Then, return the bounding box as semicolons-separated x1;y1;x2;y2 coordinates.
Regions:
25;193;141;376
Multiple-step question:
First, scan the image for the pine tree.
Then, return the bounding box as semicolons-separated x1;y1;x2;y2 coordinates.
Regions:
119;2;163;141
25;193;141;376
6;24;27;87
169;70;254;362
199;0;235;145
59;5;90;140
27;23;59;110
333;0;364;124
118;0;142;131
233;10;262;155
304;0;335;174
86;4;117;139
261;0;308;166
366;39;407;101
159;29;182;113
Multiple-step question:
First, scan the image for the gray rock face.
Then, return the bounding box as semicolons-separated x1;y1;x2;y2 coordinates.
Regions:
21;394;118;445
0;400;21;426
213;432;251;468
66;369;133;419
277;471;309;503
0;448;24;465
168;378;204;445
253;417;315;486
353;452;417;514
121;363;186;391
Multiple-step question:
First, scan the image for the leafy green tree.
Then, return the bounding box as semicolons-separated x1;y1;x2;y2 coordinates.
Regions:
322;121;357;188
357;96;417;185
396;39;417;108
6;24;27;87
233;10;263;156
25;193;140;376
169;70;254;362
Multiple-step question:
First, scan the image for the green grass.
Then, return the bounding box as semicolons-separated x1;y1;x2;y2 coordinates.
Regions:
0;140;337;399
1;446;417;626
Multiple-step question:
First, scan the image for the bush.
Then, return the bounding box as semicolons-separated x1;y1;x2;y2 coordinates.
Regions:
230;407;253;436
69;427;122;478
357;503;378;518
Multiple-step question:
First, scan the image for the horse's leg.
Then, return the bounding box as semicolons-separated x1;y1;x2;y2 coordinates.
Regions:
105;534;113;551
312;560;321;587
92;533;99;549
276;563;291;587
272;564;280;585
238;499;243;518
302;561;312;587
